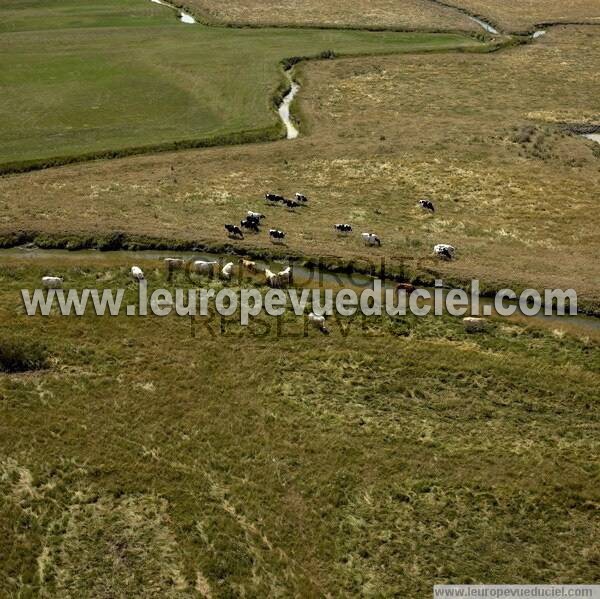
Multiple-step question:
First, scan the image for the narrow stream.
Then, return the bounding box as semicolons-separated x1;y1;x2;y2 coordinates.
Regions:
3;247;598;334
468;16;498;34
150;0;196;24
278;72;300;140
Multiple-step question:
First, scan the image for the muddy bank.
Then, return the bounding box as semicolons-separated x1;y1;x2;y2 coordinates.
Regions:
1;230;599;317
4;245;598;334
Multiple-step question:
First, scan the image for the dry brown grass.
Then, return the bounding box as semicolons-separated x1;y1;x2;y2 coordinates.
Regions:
184;0;479;31
448;0;600;32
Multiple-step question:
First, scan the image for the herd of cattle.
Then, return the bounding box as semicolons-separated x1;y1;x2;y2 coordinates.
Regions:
223;193;454;259
39;193;455;323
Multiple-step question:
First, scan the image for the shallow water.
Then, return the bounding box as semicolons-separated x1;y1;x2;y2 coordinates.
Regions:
468;16;498;34
179;11;196;24
533;30;546;39
3;247;598;334
278;77;300;140
150;0;195;24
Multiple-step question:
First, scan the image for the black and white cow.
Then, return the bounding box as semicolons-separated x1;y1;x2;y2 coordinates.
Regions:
433;244;455;260
247;211;265;221
269;229;286;243
265;193;284;203
240;218;260;233
419;199;435;213
295;193;308;203
225;224;244;239
283;198;300;209
334;224;353;235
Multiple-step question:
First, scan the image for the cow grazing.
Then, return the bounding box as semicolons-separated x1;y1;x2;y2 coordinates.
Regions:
191;260;218;275
308;312;329;334
42;276;63;289
225;224;244;239
361;233;381;247
164;258;186;271
295;193;308;203
131;266;145;281
269;229;286;243
264;268;279;287
221;262;235;280
433;244;456;261
240;219;260;233
277;266;293;286
247;211;265;221
419;199;435;213
265;266;292;288
242;259;258;273
334;224;353;235
283;199;300;209
265;193;284;203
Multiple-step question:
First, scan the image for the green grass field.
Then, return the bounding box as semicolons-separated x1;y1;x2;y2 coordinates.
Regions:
0;260;598;596
0;0;481;169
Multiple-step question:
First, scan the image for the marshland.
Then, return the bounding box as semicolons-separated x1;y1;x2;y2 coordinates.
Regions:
0;0;598;596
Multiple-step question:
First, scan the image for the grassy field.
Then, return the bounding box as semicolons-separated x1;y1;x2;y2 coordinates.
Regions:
0;0;482;170
183;0;478;31
0;259;598;596
448;0;600;32
1;26;598;309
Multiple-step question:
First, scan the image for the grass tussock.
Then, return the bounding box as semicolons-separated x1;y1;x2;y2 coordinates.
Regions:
0;338;47;374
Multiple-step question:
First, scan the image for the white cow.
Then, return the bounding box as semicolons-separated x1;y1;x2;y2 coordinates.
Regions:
362;233;381;247
191;260;218;275
41;276;63;289
221;262;235;280
433;244;456;260
264;268;279;287
308;312;329;334
247;211;265;221
131;266;145;281
265;266;292;288
277;266;293;286
242;259;258;273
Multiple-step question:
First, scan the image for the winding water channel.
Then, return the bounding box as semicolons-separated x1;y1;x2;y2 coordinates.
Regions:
146;0;552;143
468;16;498;34
278;73;301;140
3;247;598;334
